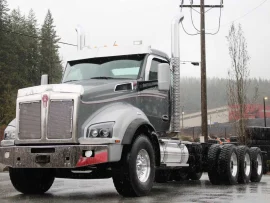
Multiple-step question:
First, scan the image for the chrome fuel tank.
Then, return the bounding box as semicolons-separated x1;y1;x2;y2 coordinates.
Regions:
159;139;189;167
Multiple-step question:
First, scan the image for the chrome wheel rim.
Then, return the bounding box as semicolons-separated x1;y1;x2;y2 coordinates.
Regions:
257;154;262;175
244;153;251;176
136;149;151;183
230;152;238;177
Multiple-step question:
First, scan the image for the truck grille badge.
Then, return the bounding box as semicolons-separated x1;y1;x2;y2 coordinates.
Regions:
42;94;49;108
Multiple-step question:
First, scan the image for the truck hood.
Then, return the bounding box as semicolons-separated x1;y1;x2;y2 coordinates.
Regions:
72;79;135;102
17;79;135;101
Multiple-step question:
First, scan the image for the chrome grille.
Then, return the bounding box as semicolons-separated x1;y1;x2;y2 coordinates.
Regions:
47;100;74;139
19;101;41;139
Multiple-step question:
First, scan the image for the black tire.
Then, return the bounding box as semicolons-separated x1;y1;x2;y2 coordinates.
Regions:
112;135;155;197
218;144;239;185
189;171;203;180
207;144;222;185
237;146;251;184
9;168;55;194
250;147;263;182
155;170;170;183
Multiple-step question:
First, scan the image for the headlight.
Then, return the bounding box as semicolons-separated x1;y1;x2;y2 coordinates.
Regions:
4;130;16;140
86;122;114;138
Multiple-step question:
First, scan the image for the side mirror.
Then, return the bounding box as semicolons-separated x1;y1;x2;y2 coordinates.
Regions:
41;74;49;85
158;63;171;91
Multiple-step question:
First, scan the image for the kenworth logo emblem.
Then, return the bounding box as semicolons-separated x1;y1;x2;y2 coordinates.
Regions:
42;94;49;108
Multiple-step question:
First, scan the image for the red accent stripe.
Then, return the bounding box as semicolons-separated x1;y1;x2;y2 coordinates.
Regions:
76;151;108;167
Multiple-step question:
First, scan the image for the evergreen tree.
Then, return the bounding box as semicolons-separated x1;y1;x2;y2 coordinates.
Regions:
0;0;11;125
25;9;40;86
39;10;62;84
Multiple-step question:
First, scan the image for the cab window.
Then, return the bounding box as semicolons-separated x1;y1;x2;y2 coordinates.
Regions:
149;58;168;81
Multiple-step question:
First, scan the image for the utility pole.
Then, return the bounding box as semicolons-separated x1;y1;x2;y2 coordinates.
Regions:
200;0;208;142
180;1;223;142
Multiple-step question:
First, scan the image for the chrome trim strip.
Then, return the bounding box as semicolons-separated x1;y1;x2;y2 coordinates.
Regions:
81;93;167;105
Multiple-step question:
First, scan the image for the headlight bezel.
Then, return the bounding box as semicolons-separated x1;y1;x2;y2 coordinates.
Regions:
86;122;114;138
4;130;16;140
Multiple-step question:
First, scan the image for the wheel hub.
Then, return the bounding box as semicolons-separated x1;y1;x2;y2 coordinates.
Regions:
136;149;151;183
244;153;251;176
230;152;238;177
257;154;262;175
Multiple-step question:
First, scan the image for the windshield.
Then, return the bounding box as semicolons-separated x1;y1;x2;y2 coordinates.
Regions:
62;54;145;83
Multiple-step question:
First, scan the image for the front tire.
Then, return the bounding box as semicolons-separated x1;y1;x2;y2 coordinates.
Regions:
112;135;155;197
9;168;55;194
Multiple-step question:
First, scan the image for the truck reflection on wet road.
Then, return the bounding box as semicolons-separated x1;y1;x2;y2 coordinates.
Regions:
0;173;269;203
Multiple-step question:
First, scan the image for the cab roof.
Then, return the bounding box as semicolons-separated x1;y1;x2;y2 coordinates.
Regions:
67;46;169;62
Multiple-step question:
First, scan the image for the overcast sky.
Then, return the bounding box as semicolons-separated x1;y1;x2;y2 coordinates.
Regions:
6;0;270;79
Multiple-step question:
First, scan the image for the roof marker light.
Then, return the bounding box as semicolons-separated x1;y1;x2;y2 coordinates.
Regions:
133;40;142;45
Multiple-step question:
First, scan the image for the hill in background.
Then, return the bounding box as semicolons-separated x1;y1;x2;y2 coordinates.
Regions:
180;77;270;114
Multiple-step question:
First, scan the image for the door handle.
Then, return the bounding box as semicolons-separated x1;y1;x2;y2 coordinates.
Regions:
162;115;169;122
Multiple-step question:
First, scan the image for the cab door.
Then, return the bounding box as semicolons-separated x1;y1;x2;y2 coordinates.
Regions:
138;55;170;133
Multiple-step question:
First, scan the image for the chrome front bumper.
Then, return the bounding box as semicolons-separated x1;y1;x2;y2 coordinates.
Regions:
0;144;120;168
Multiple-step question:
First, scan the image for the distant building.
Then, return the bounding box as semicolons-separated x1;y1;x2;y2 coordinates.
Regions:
182;104;270;128
229;104;270;121
182;106;229;128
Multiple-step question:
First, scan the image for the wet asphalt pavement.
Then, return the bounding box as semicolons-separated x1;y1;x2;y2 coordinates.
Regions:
0;173;269;203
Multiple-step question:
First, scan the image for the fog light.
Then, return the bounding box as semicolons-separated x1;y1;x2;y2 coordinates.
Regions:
91;129;99;137
85;151;93;158
4;152;10;159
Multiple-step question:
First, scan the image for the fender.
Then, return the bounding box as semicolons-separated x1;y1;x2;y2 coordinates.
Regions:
122;118;155;145
80;102;152;143
79;102;154;163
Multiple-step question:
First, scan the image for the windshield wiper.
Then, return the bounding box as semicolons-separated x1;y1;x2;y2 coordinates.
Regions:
90;76;115;79
63;80;79;83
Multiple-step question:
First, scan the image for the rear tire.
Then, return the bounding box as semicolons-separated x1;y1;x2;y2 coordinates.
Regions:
218;144;239;185
237;146;251;184
112;135;155;197
9;168;55;194
207;144;222;185
250;147;263;182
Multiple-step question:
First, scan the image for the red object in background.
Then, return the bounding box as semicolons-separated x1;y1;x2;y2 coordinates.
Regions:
229;104;270;121
76;151;108;167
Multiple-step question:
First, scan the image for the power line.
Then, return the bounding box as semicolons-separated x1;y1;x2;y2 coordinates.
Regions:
216;0;268;28
0;28;77;47
189;0;223;35
181;22;200;36
180;1;200;36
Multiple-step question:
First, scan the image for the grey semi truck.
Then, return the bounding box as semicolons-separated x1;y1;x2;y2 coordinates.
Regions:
0;14;264;197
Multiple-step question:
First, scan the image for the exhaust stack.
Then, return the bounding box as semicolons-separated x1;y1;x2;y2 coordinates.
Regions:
76;25;86;50
171;14;184;133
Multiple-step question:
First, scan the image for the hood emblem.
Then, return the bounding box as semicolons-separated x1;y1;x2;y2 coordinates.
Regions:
42;94;49;108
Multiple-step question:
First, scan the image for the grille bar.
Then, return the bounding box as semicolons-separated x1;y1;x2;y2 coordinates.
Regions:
19;101;41;139
47;100;74;139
